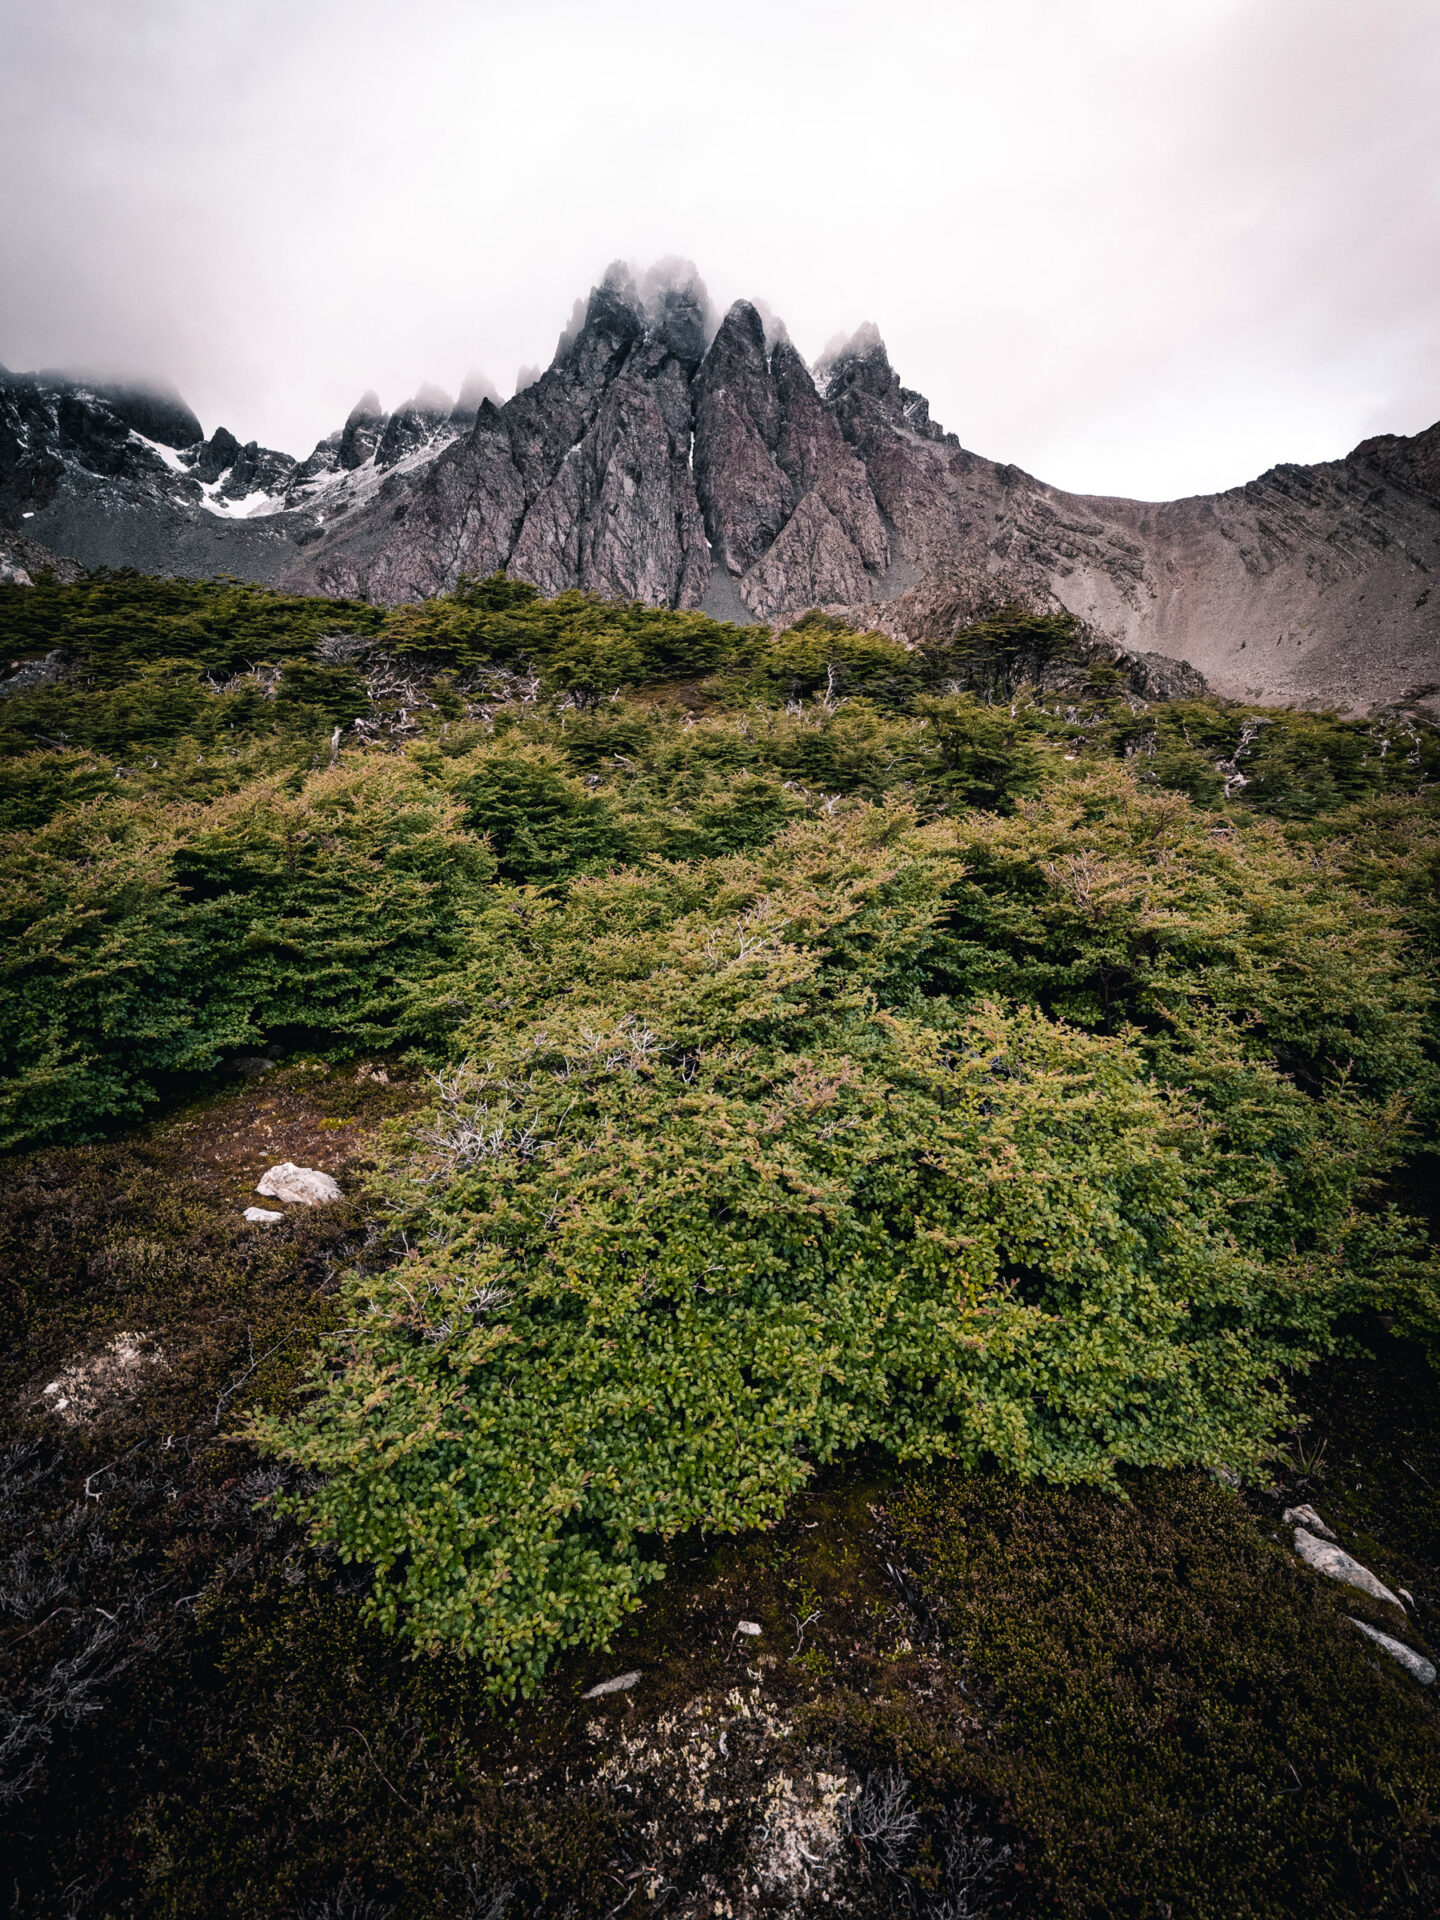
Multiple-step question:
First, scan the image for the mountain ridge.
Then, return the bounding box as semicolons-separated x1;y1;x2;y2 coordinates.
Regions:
3;263;1437;712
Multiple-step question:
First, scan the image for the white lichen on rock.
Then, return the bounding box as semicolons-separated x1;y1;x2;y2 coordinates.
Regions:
255;1162;342;1206
39;1331;164;1423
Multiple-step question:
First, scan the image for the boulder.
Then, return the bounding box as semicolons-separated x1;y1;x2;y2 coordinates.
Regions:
243;1206;284;1224
583;1670;642;1698
255;1162;342;1206
1293;1527;1403;1608
1282;1504;1337;1541
1349;1618;1436;1685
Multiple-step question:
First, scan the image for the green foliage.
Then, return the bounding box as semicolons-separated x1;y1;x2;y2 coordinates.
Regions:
5;570;1440;1702
0;568;382;686
0;762;494;1145
454;741;629;883
913;692;1050;810
258;795;1435;1691
382;575;758;683
916;605;1087;702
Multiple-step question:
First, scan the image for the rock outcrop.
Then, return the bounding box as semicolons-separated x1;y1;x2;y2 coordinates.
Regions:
3;264;1438;711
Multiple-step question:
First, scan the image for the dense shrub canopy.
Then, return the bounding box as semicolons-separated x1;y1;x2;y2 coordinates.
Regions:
4;569;1439;1691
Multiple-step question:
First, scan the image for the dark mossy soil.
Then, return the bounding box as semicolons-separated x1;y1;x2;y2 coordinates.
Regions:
3;1075;1439;1920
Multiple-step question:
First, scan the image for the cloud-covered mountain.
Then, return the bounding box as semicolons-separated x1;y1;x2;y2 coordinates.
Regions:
3;262;1438;712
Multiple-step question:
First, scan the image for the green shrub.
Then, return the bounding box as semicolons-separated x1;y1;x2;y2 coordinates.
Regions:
257;799;1434;1692
0;760;494;1145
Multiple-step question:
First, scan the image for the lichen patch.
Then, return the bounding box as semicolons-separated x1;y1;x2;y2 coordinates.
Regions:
36;1330;165;1423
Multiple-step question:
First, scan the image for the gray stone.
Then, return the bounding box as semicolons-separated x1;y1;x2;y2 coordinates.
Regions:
255;1162;342;1206
1293;1527;1403;1608
1282;1504;1337;1541
582;1670;642;1698
243;1206;285;1224
1349;1618;1436;1685
0;647;65;694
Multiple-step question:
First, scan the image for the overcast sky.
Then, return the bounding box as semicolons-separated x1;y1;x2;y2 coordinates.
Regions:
1;0;1437;501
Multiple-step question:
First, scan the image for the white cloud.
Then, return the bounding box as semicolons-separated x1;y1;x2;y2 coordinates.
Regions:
1;0;1435;500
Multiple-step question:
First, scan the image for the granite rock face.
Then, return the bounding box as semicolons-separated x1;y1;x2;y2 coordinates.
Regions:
3;263;1438;712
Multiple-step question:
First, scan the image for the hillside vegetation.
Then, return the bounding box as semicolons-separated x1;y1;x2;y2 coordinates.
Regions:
4;568;1440;1709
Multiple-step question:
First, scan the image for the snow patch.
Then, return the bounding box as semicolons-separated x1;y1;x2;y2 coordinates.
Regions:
198;481;282;520
129;430;192;474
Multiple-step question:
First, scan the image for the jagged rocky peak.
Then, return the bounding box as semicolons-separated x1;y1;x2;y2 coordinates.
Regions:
813;322;955;445
7;261;1437;720
553;258;715;373
631;257;714;370
375;382;455;468
451;369;502;428
689;299;890;604
339;391;385;470
191;426;241;484
691;301;789;576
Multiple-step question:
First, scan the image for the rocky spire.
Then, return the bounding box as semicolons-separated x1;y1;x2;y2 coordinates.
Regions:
690;301;789;577
338;391;385;470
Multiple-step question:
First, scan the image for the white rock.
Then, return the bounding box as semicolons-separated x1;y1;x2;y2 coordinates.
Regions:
582;1670;642;1698
255;1162;342;1206
1293;1528;1403;1608
1349;1618;1436;1685
736;1620;763;1636
1282;1504;1336;1541
243;1206;285;1224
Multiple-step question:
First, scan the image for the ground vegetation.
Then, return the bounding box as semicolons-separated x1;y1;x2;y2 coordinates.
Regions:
2;571;1439;1913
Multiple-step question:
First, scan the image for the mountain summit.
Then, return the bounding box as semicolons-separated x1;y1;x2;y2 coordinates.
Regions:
3;263;1438;711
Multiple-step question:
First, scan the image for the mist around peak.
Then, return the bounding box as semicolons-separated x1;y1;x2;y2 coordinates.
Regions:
813;320;888;386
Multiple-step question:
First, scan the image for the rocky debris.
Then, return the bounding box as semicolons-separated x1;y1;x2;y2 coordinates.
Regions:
0;647;66;695
735;1620;762;1637
0;529;85;589
1292;1525;1404;1608
1282;1504;1337;1541
582;1670;642;1698
255;1163;342;1207
1348;1618;1436;1686
242;1207;285;1225
37;1331;164;1423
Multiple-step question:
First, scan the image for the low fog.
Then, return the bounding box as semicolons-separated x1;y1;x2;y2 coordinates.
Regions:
1;0;1437;501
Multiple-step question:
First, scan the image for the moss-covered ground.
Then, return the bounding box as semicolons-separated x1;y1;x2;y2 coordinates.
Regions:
3;1074;1439;1919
